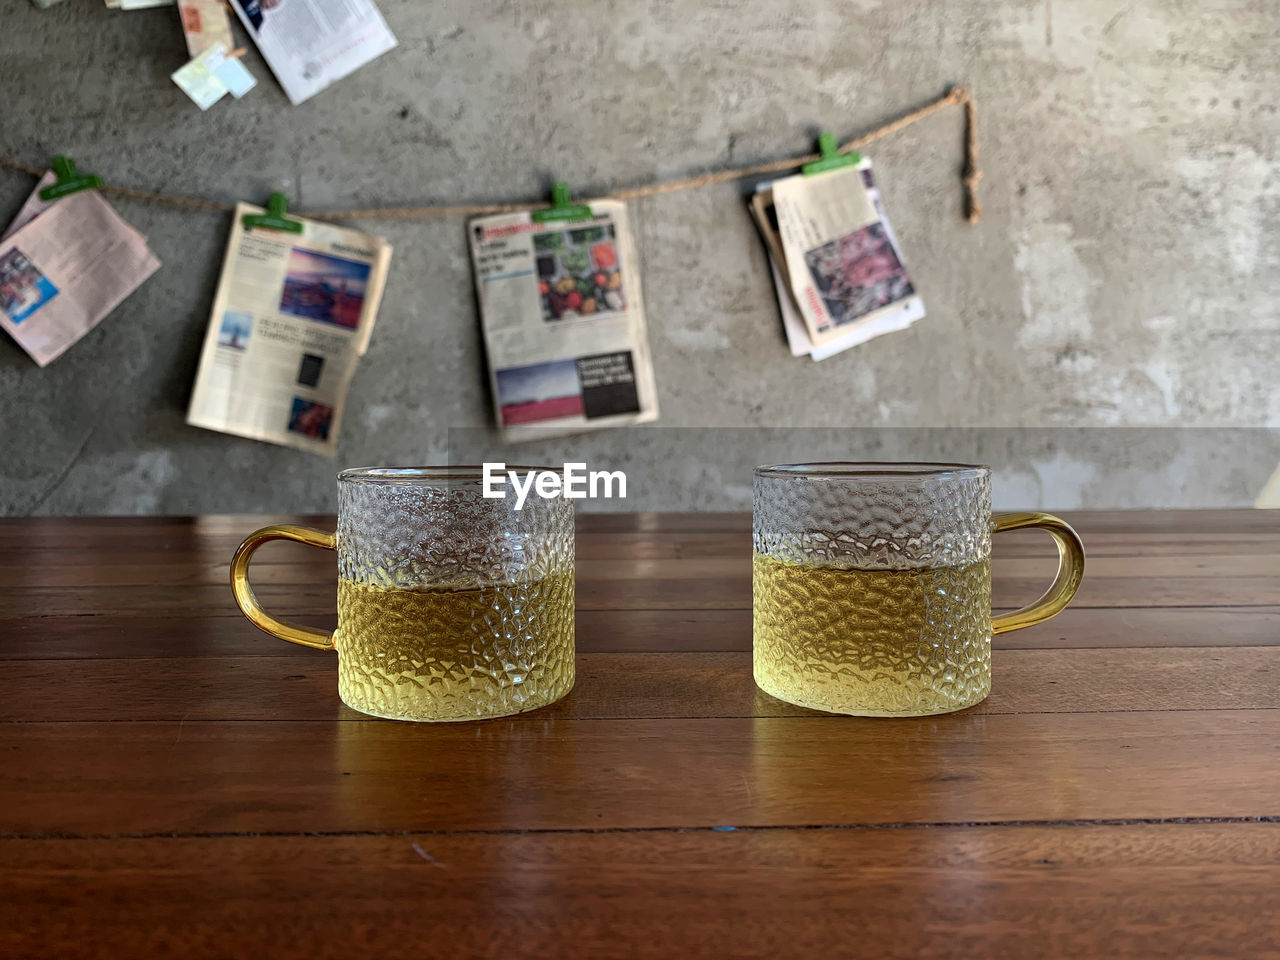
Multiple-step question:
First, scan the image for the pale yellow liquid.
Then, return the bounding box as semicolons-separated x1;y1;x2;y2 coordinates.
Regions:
753;553;991;716
335;572;574;721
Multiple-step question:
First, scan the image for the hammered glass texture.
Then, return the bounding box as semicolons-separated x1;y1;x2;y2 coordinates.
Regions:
333;473;574;721
337;478;573;589
753;471;991;570
753;467;993;717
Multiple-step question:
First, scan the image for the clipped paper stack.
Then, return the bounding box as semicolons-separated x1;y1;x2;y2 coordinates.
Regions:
750;157;924;361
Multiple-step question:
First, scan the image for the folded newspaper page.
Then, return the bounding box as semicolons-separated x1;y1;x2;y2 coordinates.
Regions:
469;201;659;442
187;203;391;455
766;159;923;350
0;173;160;367
228;0;396;105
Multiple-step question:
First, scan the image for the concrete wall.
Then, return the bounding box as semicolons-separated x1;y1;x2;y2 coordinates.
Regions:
1;0;1276;515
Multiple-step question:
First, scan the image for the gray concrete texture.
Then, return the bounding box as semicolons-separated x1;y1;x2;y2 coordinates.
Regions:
0;0;1276;515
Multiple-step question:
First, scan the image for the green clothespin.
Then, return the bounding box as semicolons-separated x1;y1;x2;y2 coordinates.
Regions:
39;155;103;201
242;192;304;233
802;132;862;176
530;181;594;223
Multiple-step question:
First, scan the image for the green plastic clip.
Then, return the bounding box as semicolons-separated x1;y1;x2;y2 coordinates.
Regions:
242;192;304;234
530;181;594;223
39;155;103;201
802;132;862;176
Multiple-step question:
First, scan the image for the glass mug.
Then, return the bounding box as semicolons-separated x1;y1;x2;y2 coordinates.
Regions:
753;462;1085;717
230;466;575;721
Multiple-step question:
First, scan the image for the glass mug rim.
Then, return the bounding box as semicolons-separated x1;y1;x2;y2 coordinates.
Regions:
338;464;560;485
754;461;988;481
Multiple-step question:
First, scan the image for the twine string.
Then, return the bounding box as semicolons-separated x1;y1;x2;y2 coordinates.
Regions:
0;87;979;223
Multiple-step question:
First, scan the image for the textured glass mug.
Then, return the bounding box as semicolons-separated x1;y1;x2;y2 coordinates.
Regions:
230;467;575;721
753;462;1085;717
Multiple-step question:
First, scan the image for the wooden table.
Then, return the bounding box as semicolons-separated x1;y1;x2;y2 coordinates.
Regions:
1;510;1278;958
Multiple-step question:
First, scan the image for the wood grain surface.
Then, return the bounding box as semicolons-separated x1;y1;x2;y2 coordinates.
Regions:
1;510;1277;959
4;824;1278;960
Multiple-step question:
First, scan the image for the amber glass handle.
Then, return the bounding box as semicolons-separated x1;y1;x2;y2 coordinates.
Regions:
990;512;1085;636
230;524;337;650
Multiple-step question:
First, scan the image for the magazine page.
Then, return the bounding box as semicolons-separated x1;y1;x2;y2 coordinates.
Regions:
227;0;396;105
771;162;922;348
186;202;392;455
469;200;659;442
0;177;160;367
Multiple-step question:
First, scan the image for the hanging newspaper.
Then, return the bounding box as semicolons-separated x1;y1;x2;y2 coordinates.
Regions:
0;173;160;367
227;0;396;105
751;157;923;360
469;200;659;442
187;203;392;455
